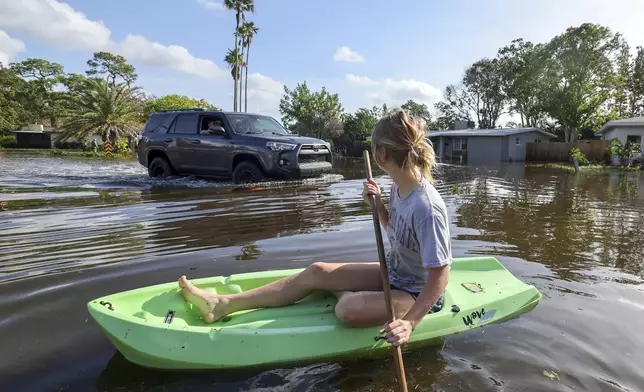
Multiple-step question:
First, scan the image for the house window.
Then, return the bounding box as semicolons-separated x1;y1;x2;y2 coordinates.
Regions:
626;135;642;145
534;139;541;143
453;137;467;151
515;137;521;146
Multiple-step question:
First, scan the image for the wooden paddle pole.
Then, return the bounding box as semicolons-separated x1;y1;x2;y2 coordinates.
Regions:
363;150;409;392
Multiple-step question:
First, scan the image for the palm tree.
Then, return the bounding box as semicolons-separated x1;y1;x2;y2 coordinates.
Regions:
58;78;143;144
224;48;244;107
224;0;255;111
239;21;259;112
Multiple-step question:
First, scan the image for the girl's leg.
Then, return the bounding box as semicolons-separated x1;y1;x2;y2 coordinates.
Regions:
179;261;383;323
334;290;416;328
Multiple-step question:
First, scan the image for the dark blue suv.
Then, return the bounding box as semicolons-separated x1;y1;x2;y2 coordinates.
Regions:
137;108;333;184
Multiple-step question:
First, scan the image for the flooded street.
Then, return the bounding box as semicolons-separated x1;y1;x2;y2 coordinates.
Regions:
1;151;644;392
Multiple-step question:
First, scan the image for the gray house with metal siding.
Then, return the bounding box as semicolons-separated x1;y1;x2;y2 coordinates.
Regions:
427;127;557;165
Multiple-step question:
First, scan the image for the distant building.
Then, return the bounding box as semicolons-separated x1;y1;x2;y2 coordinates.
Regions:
11;124;103;149
427;127;557;165
595;117;644;165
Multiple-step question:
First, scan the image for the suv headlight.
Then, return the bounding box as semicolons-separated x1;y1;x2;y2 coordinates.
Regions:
267;142;296;151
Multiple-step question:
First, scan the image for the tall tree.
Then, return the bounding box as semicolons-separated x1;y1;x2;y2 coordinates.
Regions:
58;78;143;143
343;107;379;141
440;59;507;129
612;40;631;119
86;52;137;87
224;48;244;110
540;23;622;142
497;39;549;127
440;84;476;124
9;58;64;125
60;73;96;95
462;58;507;129
225;0;255;112
433;100;468;130
629;46;644;116
0;64;28;132
400;99;432;126
239;21;259;113
144;94;220;116
279;81;343;139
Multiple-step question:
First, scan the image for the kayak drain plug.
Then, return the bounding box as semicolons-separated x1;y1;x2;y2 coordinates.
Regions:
164;310;175;324
451;305;460;313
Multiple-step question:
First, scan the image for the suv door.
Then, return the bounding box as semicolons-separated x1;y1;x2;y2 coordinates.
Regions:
166;113;201;173
194;114;235;177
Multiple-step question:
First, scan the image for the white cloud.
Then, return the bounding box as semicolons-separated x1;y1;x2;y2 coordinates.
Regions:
196;0;225;11
0;30;25;65
345;74;443;110
244;72;284;116
345;74;379;86
333;46;364;63
120;35;223;79
0;0;111;51
0;0;225;78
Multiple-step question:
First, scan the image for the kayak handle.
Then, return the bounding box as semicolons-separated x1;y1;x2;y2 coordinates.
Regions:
99;301;114;311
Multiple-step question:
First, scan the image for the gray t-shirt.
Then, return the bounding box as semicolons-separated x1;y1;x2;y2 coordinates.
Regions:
385;178;452;293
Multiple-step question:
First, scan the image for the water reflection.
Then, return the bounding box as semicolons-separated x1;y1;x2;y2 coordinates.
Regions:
94;342;450;392
0;183;356;283
453;167;644;280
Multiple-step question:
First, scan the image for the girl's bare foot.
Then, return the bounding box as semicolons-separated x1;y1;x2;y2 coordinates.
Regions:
178;275;230;323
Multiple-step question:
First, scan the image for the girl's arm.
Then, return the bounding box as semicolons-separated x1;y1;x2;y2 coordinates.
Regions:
381;265;450;346
363;179;389;228
381;210;452;346
403;265;449;329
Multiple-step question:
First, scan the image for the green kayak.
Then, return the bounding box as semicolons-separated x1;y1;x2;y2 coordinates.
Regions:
87;256;541;370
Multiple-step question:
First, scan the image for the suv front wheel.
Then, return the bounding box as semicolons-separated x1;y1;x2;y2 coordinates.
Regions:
232;161;263;184
148;157;174;178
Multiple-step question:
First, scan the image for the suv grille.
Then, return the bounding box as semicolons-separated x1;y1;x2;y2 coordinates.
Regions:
298;144;330;164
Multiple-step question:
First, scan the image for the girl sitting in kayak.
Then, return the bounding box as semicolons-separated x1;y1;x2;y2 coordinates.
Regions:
178;108;452;347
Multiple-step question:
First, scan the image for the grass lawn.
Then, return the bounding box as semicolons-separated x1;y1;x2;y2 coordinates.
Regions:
0;147;136;161
527;162;641;173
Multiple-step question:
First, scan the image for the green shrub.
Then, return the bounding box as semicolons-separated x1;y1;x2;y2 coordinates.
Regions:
0;134;17;148
363;138;372;152
115;137;130;153
569;148;589;166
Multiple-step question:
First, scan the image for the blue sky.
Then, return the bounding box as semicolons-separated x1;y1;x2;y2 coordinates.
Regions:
1;0;643;124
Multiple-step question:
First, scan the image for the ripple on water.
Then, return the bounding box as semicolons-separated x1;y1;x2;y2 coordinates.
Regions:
2;155;644;391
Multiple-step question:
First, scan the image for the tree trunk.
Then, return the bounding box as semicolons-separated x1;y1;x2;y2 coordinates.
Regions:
239;54;243;112
233;13;240;112
238;36;244;113
244;43;250;113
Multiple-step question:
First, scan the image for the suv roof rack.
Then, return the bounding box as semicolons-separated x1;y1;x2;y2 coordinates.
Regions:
156;108;207;113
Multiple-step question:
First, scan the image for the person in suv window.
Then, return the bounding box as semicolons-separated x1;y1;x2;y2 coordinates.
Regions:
200;118;225;135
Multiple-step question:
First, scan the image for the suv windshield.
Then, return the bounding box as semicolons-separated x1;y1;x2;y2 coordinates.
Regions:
227;114;290;135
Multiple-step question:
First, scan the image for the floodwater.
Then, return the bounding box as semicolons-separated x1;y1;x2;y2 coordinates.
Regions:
1;151;643;392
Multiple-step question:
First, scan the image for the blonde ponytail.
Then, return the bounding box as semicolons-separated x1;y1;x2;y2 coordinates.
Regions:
371;108;436;183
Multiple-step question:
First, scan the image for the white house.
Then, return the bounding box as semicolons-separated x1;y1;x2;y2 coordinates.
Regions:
596;117;644;165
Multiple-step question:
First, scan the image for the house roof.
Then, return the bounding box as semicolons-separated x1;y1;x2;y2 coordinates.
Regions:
596;117;644;135
427;127;557;139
